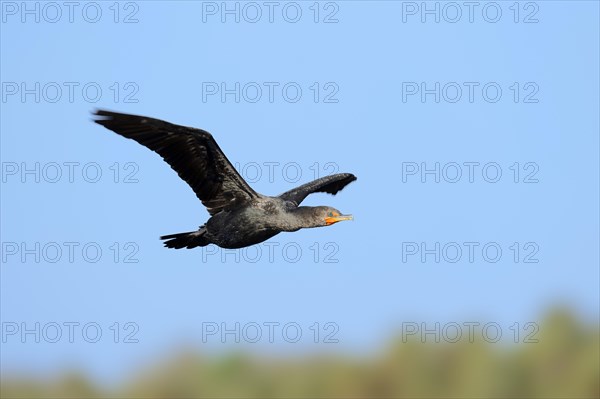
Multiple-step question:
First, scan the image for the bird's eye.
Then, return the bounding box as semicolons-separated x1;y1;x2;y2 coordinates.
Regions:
327;211;333;217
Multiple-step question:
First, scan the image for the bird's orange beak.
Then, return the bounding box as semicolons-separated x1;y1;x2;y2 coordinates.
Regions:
325;214;354;226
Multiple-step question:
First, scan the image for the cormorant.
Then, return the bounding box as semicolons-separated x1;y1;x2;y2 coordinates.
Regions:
92;110;356;249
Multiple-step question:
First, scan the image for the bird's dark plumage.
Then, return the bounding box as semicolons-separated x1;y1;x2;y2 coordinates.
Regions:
92;110;356;249
278;173;357;206
94;110;258;216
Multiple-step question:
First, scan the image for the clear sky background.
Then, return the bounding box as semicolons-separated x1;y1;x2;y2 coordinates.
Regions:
1;0;599;386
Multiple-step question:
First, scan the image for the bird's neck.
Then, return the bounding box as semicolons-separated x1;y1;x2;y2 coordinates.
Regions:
282;206;322;231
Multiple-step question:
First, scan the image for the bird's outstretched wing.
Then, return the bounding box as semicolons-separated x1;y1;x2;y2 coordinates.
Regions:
93;109;259;215
278;173;357;205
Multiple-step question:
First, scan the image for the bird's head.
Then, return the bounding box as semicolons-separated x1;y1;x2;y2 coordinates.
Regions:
316;206;354;226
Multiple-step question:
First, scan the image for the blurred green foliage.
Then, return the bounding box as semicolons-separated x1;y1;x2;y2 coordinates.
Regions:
2;308;598;398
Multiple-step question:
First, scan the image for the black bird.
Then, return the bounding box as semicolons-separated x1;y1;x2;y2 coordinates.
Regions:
93;110;356;249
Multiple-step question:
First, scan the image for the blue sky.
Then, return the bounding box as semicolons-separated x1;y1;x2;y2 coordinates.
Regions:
1;0;599;385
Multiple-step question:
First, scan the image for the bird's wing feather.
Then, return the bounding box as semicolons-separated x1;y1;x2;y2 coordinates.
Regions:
278;173;357;205
93;109;259;215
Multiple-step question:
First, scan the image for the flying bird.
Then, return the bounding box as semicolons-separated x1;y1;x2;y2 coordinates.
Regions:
92;110;356;249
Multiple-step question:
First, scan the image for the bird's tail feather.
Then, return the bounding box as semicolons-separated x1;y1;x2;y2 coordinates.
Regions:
160;226;208;249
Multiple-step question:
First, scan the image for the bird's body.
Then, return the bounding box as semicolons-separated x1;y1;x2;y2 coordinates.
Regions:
93;110;356;249
203;199;295;249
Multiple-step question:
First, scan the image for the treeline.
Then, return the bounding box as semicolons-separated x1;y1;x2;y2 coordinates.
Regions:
2;308;598;398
